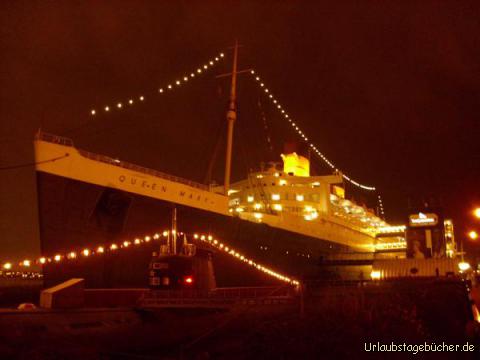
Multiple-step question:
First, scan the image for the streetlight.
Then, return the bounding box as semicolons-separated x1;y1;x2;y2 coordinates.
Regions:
468;230;478;240
474;208;480;219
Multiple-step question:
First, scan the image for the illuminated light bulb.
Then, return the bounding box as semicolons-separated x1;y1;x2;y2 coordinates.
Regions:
105;106;110;112
208;235;213;241
153;233;160;239
68;252;77;259
197;69;202;73
458;262;471;272
215;57;219;61
168;84;172;89
163;231;168;237
39;257;47;264
468;231;478;240
22;260;31;267
219;244;224;249
97;246;104;253
159;89;163;93
203;65;208;69
265;89;269;93
139;96;144;101
224;247;229;252
194;234;199;239
110;244;118;250
54;255;61;262
3;262;12;270
260;83;264;87
134;239;141;245
273;99;276;103
201;235;206;240
213;240;218;245
176;80;181;85
145;235;151;242
91;110;96;115
269;94;273;98
220;53;224;57
117;103;122;108
255;77;260;81
123;241;130;247
209;61;214;65
82;249;90;256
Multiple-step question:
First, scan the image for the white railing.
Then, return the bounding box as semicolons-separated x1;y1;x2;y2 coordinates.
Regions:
36;131;209;191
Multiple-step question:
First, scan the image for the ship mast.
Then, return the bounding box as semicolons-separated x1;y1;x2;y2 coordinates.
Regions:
223;40;239;195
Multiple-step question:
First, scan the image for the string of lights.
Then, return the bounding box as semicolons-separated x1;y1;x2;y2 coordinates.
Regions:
194;233;299;285
248;70;376;192
377;194;385;218
1;229;298;286
89;52;225;116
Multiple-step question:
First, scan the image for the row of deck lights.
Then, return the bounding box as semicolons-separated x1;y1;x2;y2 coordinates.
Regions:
249;70;376;192
1;229;298;286
90;52;225;116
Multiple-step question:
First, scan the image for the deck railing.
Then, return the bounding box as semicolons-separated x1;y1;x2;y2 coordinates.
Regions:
35;131;209;191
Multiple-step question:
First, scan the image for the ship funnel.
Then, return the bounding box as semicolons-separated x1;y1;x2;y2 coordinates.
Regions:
281;152;310;177
281;142;310;177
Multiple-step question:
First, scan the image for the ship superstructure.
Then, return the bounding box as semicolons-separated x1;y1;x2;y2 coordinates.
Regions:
226;152;387;251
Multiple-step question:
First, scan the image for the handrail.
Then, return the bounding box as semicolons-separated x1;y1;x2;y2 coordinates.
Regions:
35;131;209;191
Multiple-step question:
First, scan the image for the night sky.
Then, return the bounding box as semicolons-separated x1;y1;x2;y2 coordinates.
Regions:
1;1;479;261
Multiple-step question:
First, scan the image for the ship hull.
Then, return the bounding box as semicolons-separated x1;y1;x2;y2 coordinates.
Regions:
37;172;370;288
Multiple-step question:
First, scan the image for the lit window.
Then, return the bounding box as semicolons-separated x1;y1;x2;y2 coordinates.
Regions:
247;195;254;202
273;204;282;211
296;194;304;201
272;194;280;201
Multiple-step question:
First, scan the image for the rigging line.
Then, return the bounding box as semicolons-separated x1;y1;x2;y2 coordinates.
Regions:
256;98;274;156
0;154;69;171
203;117;226;185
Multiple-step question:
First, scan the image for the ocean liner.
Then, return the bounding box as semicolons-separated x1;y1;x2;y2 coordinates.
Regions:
34;46;397;288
